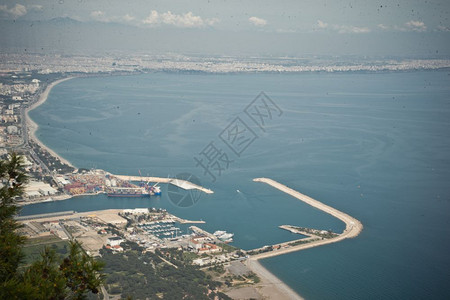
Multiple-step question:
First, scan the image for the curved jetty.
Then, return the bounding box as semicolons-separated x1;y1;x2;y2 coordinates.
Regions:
250;177;363;259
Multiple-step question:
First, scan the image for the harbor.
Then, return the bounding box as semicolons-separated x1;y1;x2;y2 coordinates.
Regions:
11;56;449;299
137;222;182;239
247;178;363;260
19;170;215;204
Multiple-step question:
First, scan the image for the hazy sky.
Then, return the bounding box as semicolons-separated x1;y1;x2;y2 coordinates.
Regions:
1;0;450;56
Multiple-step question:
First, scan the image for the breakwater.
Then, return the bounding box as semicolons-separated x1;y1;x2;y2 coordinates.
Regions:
249;178;363;259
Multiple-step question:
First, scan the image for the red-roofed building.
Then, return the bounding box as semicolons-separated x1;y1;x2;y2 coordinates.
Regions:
198;243;221;254
112;245;123;252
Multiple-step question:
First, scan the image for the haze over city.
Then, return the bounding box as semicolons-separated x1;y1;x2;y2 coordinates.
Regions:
1;0;450;56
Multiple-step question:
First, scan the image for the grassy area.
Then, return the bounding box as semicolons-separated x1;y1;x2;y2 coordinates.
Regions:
26;234;62;245
245;272;260;284
182;251;199;263
22;240;70;266
208;264;225;275
289;238;319;247
217;243;238;253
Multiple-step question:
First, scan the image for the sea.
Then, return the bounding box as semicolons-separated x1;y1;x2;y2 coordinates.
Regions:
25;70;450;299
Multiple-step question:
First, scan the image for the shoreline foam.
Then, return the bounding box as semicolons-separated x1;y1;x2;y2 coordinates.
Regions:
25;77;76;169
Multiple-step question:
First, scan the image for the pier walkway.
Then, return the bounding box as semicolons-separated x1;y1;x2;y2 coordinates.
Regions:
111;175;213;194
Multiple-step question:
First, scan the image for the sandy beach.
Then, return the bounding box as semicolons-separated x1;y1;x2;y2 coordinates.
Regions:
247;259;304;300
25;77;76;168
226;259;304;300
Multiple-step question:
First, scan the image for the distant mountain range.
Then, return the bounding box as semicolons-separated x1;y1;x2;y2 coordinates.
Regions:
47;17;82;24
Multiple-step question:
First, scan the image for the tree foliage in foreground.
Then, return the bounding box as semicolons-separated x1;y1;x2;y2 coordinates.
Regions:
0;153;104;299
100;247;231;300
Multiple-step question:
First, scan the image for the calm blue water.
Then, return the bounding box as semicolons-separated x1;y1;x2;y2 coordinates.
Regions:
26;71;450;299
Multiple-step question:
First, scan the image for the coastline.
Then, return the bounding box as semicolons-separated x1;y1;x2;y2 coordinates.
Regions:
25;77;77;169
244;259;304;300
17;191;106;207
18;193;73;207
20;76;357;300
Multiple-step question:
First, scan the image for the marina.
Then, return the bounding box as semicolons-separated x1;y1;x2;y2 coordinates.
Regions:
137;222;182;239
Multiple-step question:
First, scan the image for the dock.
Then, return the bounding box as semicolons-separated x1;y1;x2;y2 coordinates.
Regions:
189;226;216;239
171;216;206;224
278;225;322;238
113;175;171;183
169;178;214;194
248;178;363;260
111;174;214;194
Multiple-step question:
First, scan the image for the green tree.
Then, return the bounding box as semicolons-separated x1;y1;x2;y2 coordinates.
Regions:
0;153;104;299
0;153;28;283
